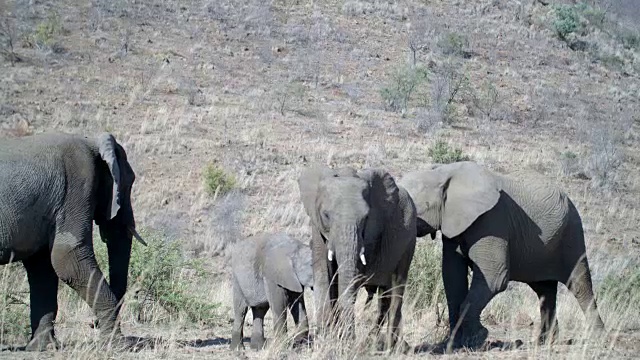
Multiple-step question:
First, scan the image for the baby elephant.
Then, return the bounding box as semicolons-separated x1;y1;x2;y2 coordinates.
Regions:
230;233;313;350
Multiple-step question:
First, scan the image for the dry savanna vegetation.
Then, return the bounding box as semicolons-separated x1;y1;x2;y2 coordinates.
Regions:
1;0;640;358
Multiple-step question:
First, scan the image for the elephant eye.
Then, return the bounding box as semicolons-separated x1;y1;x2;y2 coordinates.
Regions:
322;210;330;221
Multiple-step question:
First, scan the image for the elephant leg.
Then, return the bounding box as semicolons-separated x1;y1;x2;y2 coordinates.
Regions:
266;280;287;340
386;275;409;353
287;291;310;344
23;248;60;351
250;306;268;350
528;281;559;345
50;229;123;346
230;281;248;350
371;286;391;351
384;244;414;354
442;238;469;336
563;258;605;332
450;236;509;352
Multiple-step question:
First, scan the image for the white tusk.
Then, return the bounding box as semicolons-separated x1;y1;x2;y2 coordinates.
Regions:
360;253;367;266
129;227;148;246
327;249;334;261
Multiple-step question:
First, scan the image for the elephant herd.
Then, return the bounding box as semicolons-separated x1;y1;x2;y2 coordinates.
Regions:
0;132;605;353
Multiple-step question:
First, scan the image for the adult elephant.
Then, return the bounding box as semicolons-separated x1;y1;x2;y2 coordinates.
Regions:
0;132;146;351
298;165;417;352
398;161;605;351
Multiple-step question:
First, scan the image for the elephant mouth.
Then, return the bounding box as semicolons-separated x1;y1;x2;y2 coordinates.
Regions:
128;226;147;246
416;218;438;239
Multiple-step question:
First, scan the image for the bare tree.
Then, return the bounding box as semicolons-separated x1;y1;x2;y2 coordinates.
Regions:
0;12;20;66
407;9;434;66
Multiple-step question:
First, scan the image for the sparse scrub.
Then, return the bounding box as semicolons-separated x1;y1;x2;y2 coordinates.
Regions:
406;241;444;310
274;79;307;116
585;124;622;190
93;229;222;325
0;263;29;345
0;12;20;65
203;163;236;197
559;150;581;177
407;9;434;66
380;64;429;113
28;12;64;53
342;0;409;20
428;140;470;164
429;61;468;124
436;32;469;57
471;80;500;121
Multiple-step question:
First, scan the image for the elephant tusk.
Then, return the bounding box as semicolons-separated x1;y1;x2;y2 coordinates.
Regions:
327;249;334;261
360;253;366;266
359;247;366;266
129;227;148;246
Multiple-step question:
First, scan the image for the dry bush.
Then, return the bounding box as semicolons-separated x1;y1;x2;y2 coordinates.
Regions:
0;11;20;65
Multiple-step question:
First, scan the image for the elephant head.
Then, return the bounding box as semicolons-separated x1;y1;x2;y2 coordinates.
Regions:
299;165;400;315
263;239;314;292
93;133;145;308
398;161;501;239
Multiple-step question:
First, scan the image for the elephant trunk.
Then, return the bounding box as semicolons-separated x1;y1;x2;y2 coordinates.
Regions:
101;206;136;312
106;230;132;308
334;224;360;338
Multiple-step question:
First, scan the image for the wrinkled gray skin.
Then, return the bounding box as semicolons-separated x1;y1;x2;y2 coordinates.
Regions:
229;233;313;351
399;161;605;352
0;132;144;351
298;165;417;352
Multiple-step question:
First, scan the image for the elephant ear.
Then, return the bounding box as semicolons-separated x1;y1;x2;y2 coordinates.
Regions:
264;247;303;293
97;133;122;220
357;168;400;217
441;162;501;238
356;169;400;242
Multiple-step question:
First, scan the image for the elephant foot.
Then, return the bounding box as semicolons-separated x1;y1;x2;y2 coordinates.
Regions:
292;330;311;347
99;334;146;352
537;327;559;346
445;324;489;353
230;335;245;351
25;331;60;351
249;337;266;351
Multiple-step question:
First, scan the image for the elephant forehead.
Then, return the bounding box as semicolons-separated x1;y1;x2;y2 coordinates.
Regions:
320;176;368;194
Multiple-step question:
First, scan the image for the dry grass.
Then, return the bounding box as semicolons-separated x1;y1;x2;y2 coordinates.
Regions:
1;0;639;358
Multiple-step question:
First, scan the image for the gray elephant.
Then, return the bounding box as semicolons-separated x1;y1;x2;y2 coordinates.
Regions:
298;165;417;352
229;233;313;350
398;161;605;351
0;132;146;351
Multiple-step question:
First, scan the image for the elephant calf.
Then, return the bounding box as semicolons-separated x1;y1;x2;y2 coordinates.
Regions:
229;233;313;350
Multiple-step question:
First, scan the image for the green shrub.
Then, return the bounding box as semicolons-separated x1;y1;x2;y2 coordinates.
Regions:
428;140;470;164
553;4;581;40
30;12;64;51
380;65;429;113
406;242;444;309
203;164;236;197
0;264;30;345
437;32;468;57
94;229;222;325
